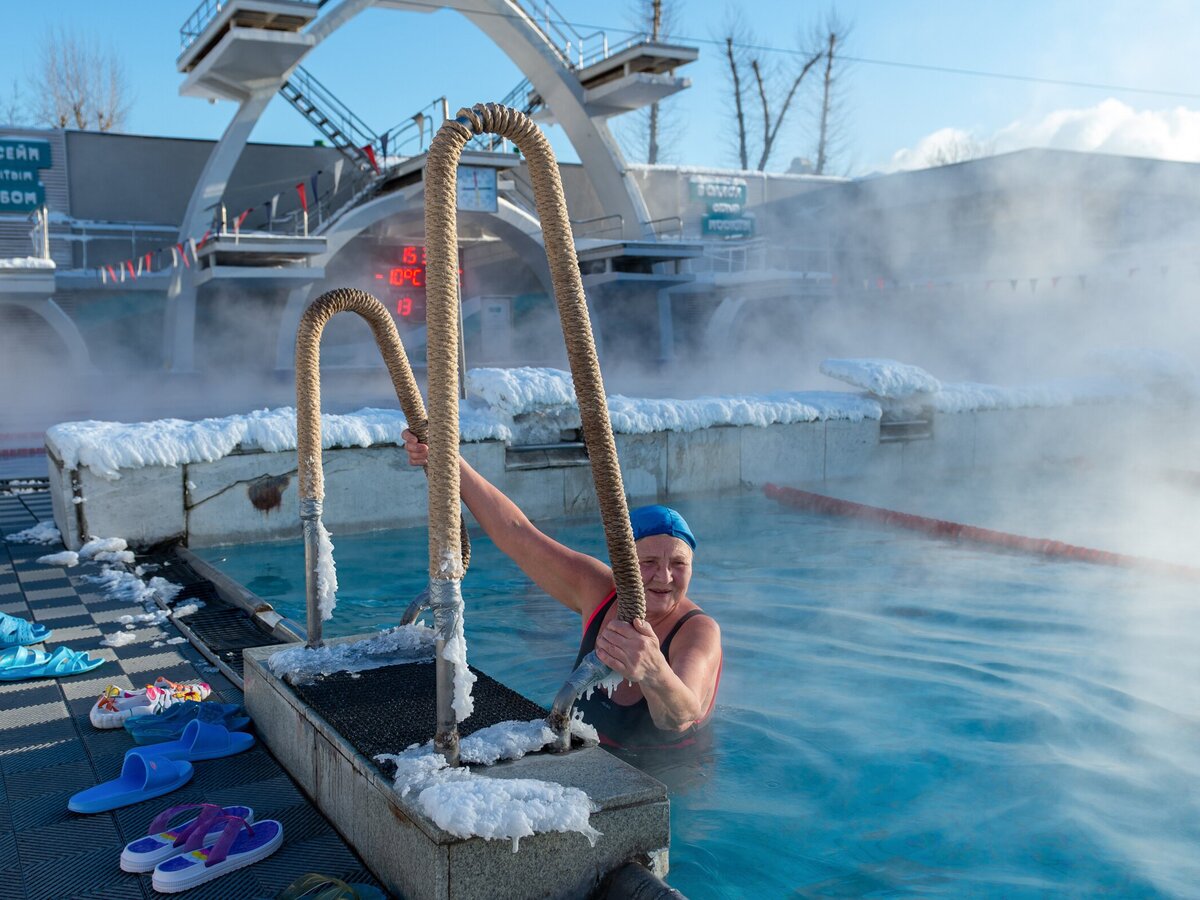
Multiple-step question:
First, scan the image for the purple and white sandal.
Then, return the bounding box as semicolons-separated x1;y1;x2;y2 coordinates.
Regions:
120;803;254;873
151;814;283;893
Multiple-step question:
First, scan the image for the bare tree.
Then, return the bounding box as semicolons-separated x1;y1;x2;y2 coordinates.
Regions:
0;80;29;126
927;134;995;167
811;12;852;175
721;11;822;171
618;0;684;164
30;27;131;131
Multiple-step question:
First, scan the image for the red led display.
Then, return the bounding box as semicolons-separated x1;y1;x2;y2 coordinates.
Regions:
373;246;460;321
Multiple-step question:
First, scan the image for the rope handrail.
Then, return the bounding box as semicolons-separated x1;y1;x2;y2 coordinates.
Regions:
424;102;644;759
293;287;470;651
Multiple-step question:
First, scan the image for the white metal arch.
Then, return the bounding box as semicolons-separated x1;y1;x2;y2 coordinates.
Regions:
171;0;651;372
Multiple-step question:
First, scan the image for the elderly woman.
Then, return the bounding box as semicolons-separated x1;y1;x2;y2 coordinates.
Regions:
403;429;722;749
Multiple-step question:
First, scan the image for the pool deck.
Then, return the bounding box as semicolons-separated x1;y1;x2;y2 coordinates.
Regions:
0;484;387;900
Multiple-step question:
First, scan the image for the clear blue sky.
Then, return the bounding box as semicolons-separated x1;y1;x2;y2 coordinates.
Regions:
2;1;1197;174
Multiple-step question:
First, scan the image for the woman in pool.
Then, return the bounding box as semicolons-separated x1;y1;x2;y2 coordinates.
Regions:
402;429;722;749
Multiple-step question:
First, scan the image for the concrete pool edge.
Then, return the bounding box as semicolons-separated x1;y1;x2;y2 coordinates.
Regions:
243;640;671;900
45;399;1188;550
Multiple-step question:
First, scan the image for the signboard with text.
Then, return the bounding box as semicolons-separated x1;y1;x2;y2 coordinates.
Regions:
0;138;51;213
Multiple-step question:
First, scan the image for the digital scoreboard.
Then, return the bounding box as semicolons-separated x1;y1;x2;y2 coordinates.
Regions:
374;245;462;323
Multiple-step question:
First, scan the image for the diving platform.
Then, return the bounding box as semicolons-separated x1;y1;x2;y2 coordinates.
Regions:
576;238;703;289
193;233;326;288
533;41;698;122
178;0;319;102
0;260;55;295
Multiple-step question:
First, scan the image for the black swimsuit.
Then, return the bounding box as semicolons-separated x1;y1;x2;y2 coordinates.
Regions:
572;592;718;750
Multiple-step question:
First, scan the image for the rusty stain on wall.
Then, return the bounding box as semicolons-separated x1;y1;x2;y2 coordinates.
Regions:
247;474;291;513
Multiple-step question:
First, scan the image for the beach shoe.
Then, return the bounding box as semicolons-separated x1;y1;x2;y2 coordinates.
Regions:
0;611;52;648
152;815;283;893
90;678;213;729
0;645;104;681
124;701;250;745
128;720;254;763
120;803;254;873
68;753;193;814
275;872;387;900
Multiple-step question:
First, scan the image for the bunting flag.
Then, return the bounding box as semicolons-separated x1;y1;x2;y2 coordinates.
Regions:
309;172;320;208
296;182;308;212
235;208;253;231
170;245;179;267
144;252;152;273
100;266;107;284
1051;276;1061;288
136;256;143;276
380;133;389;160
176;243;190;268
362;144;380;174
332;159;344;195
269;193;279;227
188;237;198;265
106;264;117;283
126;260;137;280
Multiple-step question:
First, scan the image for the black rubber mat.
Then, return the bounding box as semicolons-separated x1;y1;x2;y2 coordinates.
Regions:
293;662;551;768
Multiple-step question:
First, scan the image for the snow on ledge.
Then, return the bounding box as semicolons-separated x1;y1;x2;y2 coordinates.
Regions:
821;358;942;398
42;364;1154;479
0;256;55;269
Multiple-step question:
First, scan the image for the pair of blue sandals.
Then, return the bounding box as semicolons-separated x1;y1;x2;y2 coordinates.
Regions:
70;719;256;814
0;611;104;679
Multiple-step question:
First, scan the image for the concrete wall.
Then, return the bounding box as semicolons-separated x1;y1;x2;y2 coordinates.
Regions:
45;402;1163;550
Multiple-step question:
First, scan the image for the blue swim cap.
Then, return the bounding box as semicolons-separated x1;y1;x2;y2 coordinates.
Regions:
629;504;696;549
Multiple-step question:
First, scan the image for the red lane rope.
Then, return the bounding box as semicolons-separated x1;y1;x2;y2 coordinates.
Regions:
763;483;1200;581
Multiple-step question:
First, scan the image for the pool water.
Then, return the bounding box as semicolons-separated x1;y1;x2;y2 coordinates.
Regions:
198;491;1200;898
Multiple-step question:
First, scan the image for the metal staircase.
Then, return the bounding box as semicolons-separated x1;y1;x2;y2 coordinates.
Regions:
279;66;378;171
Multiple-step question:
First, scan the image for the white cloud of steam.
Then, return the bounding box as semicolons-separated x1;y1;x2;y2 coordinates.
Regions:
886;99;1200;172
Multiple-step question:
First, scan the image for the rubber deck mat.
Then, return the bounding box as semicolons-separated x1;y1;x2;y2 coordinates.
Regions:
141;550;288;680
293;662;551;767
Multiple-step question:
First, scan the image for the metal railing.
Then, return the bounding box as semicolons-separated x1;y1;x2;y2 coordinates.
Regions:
179;0;322;54
377;97;450;164
571;213;623;239
682;238;832;276
282;66;378;158
512;0;645;70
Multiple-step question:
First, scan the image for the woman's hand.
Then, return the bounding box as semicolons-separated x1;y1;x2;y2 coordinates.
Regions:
595;618;665;684
402;428;428;467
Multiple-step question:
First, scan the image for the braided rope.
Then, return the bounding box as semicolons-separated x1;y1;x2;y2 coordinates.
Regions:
425;103;644;621
294;286;471;567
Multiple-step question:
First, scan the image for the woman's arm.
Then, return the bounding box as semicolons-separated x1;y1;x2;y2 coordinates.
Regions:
403;430;613;615
596;615;722;732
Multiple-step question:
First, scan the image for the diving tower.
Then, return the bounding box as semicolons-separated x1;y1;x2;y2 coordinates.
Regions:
166;0;701;373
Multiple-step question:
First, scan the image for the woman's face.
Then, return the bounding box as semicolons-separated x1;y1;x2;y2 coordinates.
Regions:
635;534;694;617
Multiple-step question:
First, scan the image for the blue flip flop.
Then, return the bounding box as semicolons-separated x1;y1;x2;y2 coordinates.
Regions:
0;645;104;681
124;701;250;745
0;611;52;648
129;720;255;763
68;753;193;814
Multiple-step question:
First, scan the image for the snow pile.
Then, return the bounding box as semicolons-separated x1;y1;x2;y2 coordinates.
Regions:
36;550;78;567
930;376;1142;414
820;358;942;398
0;256;55;269
84;567;182;608
101;630;138;648
313;520;338;621
6;522;61;544
79;537;136;565
377;719;602;852
608;390;881;432
48;406;511;479
467;367;577;416
266;624;437;683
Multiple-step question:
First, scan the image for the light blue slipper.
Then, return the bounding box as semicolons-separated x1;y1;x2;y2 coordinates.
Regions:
129;719;255;763
68;753;193;814
0;611;52;648
0;645;104;681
